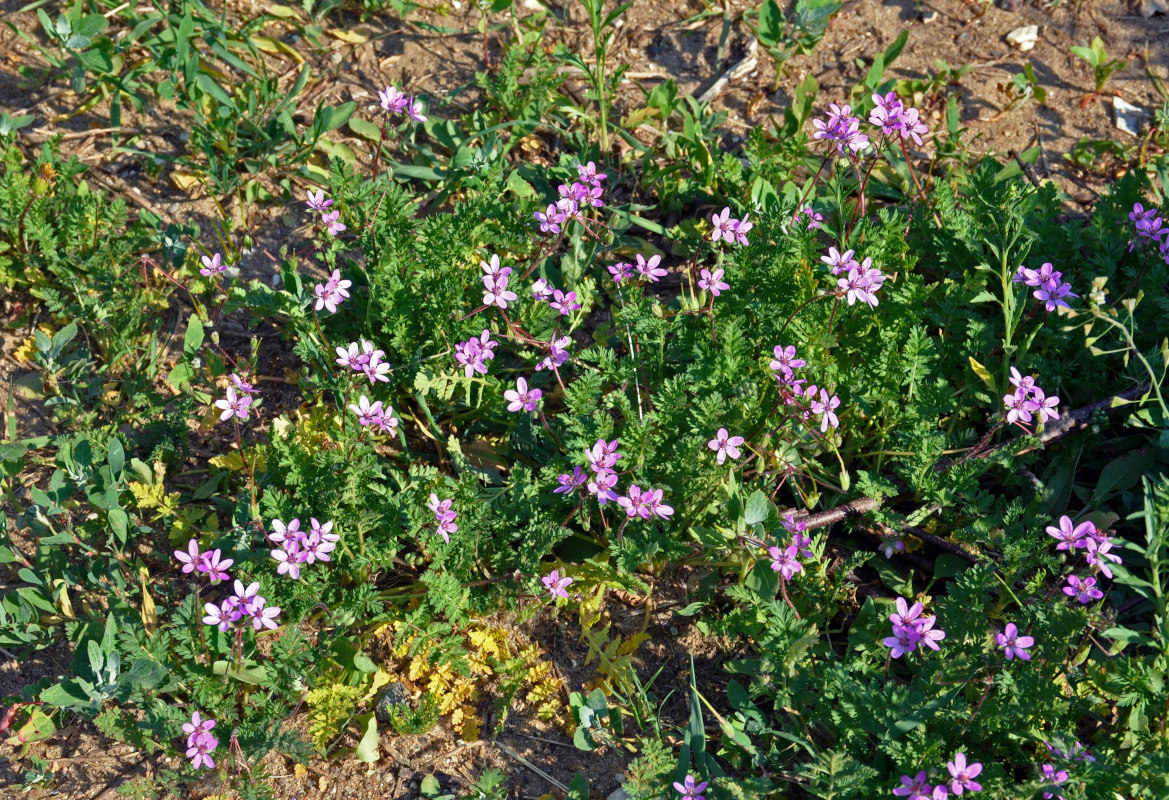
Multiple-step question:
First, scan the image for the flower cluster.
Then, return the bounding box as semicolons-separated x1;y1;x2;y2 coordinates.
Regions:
767;344;844;433
306;189;345;236
1037;739;1095;800
349;395;399;434
335;338;391;383
811;102;870;155
883;596;945;658
709;207;752;246
536;335;571;372
313;268;351;314
541;569;573;600
894;752;982;798
377;84;426;123
674;775;707;800
174;539;233;582
1047;514;1121;604
202;579;281;632
821;245;886;309
869;91;929;146
1012;262;1076;312
553;438;673;521
533;161;606;233
428;493;458;543
454;329;499;377
268;517;339;580
182;711;218;770
1128;201;1169;264
481;253;518;310
1002;367;1059;429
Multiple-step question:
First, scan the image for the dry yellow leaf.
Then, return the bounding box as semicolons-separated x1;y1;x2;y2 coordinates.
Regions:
318;776;328;792
139;567;157;634
293;763;307;778
170;171;202;192
326;28;369;43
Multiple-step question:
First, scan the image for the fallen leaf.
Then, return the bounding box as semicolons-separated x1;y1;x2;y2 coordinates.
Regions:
170;171;202;192
327;28;368;43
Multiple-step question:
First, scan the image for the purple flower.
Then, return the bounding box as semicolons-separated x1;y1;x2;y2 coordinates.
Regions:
230;373;257;395
251;603;282;631
504;377;542;412
406;96;427;123
534;204;564;234
483;274;518;309
1040;763;1069;800
811;102;870;154
233;580;263;616
587;469;620;505
537;336;572;372
321;210;346;237
214;387;252;422
270;518;301;543
608;261;634;283
710;207;739;243
995;622;1034;661
1009;366;1037;393
884;597;944;657
587;439;622;472
810;388;841;432
673;774;707;800
838;265;882;309
768;544;802;580
271;542;303;579
618;485;652;519
894;771;930;798
707;428;744;464
202;601;233;632
186;730;218;770
203;549;232;582
199;252;227;277
542;569;573;599
882;537;906;558
428;493;458;543
1046;515;1094;551
175;539;202;574
454;329;499;377
1003;389;1034;426
1031;388;1060;425
869;91;928;145
378;85;409;114
821;246;859;276
314;269;352;314
554;466;589;494
890;597;925;628
1062;574;1104;604
182;711;215;741
769;345;806;377
577;161;607;185
531;278;555;302
549;289;581;315
699;268;729;296
306;189;333;212
1084;538;1122;579
945;753;982;795
731;215;753;246
349;395;385;427
794;206;823;230
635;253;668;282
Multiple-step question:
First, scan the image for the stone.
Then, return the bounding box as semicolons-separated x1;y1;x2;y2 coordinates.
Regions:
607;789;630;800
1113;97;1150;137
920;9;938;23
1005;25;1039;52
374;682;411;724
1141;0;1168;16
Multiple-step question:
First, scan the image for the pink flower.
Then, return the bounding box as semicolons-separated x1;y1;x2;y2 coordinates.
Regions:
406;96;427;123
673;774;707;800
710;207;737;243
214;387;252;422
945;752;982;795
306;189;332;212
314;269;352;313
608;261;634;283
321;210;346;236
699;268;729;296
634;253;668;282
549;289;581;315
483;274;518;309
542;569;574;599
504;377;542;412
768;544;802;580
378;85;409;114
1063;574;1104;604
203;549;232;582
995;622;1034;661
893;771;930;797
1046;516;1094;551
186;730;218;770
707;428;744;464
199;252;226;277
175;539;202;574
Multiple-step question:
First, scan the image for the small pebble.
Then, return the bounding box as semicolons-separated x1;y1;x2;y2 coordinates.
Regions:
920;9;938;23
669;625;680;636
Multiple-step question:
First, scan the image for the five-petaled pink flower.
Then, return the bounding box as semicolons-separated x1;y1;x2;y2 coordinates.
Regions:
306;189;333;212
945;752;983;795
542;569;574;599
635;253;668;282
699;268;730;296
768;544;802;580
710;207;737;243
321;210;346;237
707;428;744;464
314;269;352;313
673;774;707;800
200;252;226;277
214;386;252;422
1063;574;1104;604
504;377;542;412
995;622;1034;661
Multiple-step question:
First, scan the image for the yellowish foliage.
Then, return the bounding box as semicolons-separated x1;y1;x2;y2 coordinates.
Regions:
209;450;267;473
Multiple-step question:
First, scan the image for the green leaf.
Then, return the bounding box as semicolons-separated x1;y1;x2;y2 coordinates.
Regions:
348;117;383;142
184;315;204;356
212;660;271;685
106;437;124;478
355;713;379;762
567;773;589;800
884;682;964;740
744;489;771;526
